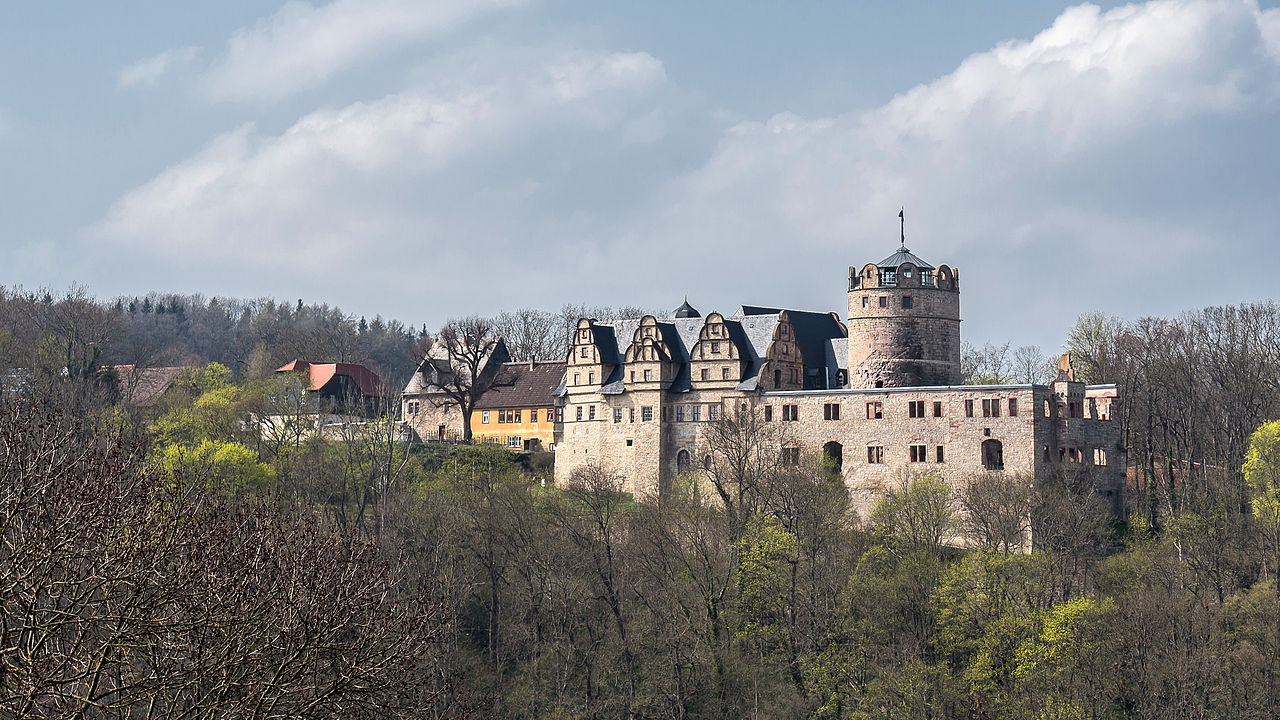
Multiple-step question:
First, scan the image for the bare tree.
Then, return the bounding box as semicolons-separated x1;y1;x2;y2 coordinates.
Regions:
491;308;562;361
702;400;790;540
958;471;1033;553
432;316;510;441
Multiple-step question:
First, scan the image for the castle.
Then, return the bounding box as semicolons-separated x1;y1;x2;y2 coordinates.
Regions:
553;238;1125;519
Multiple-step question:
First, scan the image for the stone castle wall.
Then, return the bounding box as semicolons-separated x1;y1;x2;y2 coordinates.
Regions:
847;285;961;388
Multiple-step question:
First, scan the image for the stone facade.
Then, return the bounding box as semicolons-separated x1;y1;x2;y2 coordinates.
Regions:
550;240;1127;537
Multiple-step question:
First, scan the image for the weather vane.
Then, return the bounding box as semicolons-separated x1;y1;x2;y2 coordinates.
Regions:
898;206;906;251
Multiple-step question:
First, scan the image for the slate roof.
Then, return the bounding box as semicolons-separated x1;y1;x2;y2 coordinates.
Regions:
573;304;847;395
878;246;934;269
475;362;566;409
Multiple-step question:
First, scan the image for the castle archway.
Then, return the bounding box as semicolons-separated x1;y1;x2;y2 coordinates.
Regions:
822;441;843;474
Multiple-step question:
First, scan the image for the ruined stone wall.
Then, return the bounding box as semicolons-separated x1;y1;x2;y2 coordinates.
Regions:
759;386;1044;519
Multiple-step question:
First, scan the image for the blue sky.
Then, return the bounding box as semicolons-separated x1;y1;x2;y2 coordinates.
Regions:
3;0;1279;350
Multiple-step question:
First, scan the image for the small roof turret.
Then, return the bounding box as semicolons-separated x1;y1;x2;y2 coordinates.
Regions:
673;297;701;319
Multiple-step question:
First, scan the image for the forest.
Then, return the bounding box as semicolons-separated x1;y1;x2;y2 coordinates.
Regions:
3;286;1280;719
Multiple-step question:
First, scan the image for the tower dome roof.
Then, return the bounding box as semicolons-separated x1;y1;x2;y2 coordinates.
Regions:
673;298;701;318
878;246;934;269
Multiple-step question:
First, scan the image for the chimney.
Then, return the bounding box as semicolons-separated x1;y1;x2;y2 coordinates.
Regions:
529;358;535;370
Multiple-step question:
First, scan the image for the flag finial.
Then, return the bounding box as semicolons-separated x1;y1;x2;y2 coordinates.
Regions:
898;207;906;251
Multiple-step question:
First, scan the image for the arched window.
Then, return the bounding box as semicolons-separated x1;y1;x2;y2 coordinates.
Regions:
677;449;691;471
823;441;843;474
982;439;1004;471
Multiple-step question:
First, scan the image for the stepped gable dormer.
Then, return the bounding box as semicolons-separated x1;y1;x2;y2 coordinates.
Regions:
624;315;677;387
758;310;805;391
690;311;746;384
565;318;620;391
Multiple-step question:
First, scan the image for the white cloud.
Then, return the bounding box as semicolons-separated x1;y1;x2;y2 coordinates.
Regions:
118;46;201;89
622;0;1280;344
87;0;1280;343
200;0;523;102
94;51;666;279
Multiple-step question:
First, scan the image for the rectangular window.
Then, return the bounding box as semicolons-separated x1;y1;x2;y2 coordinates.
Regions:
965;399;974;417
866;401;883;419
764;405;773;422
580;347;588;358
781;447;800;465
708;404;720;421
573;373;580;385
782;404;798;421
588;405;595;421
497;410;505;424
936;445;945;463
587;372;594;384
613;408;623;423
642;406;653;422
701;368;709;381
862;296;869;308
908;400;925;418
575;406;583;421
644;369;652;382
1009;398;1018;417
481;410;489;424
630;370;635;383
910;444;927;462
556;407;563;422
629;408;635;423
824;402;841;420
1094;448;1108;466
711;342;720;353
676;405;686;422
507;436;521;448
982;399;992;417
902;296;913;309
867;446;884;464
692;405;702;422
722;367;731;380
878;296;887;308
933;401;943;417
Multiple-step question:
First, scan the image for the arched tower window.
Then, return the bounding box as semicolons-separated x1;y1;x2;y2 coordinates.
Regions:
677;449;691;471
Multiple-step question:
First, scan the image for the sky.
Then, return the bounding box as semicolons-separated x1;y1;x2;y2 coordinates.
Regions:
2;0;1279;350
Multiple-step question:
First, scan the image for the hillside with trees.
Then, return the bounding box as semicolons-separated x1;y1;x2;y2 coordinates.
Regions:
4;292;1280;718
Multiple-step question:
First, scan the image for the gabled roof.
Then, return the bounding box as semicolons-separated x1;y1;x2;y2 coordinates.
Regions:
277;360;390;398
573;303;847;394
112;365;184;406
475;361;566;409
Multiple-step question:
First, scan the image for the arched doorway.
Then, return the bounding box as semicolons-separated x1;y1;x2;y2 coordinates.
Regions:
822;441;843;474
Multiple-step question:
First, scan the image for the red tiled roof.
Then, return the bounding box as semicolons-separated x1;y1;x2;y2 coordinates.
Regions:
474;361;566;410
276;360;390;398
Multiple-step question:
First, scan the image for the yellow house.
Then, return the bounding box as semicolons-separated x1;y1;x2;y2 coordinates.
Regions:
470;361;565;451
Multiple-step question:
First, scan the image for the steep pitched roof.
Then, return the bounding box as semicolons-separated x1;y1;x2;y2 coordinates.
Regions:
475;362;567;409
112;365;184;406
277;360;390;398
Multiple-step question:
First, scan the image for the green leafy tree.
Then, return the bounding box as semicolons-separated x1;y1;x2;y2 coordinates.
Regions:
1243;420;1280;588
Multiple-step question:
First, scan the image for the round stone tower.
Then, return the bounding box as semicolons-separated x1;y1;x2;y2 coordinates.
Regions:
846;238;961;388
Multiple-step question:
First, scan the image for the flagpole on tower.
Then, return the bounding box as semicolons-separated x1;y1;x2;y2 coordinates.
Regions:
898;207;906;251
